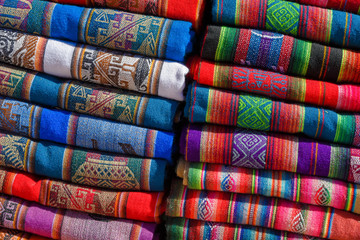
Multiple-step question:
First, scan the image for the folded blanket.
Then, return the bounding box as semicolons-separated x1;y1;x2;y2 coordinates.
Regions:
0;167;164;223
0;228;49;240
188;57;360;112
177;159;360;214
0;194;157;239
166;217;324;240
202;26;360;83
180;124;360;184
289;0;360;14
0;65;179;131
0;0;193;62
0;29;188;101
49;0;205;30
0;97;174;161
166;178;360;239
212;0;360;49
0;132;167;191
185;83;360;147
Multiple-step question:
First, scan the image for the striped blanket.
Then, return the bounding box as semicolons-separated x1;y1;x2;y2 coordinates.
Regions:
289;0;360;14
212;0;360;49
188;57;360;112
166;217;324;240
49;0;205;29
0;167;164;223
0;132;167;191
0;194;157;239
0;65;179;131
177;160;360;214
0;0;193;61
185;83;360;147
0;97;174;161
166;178;360;239
180;124;359;184
0;29;188;101
201;26;360;83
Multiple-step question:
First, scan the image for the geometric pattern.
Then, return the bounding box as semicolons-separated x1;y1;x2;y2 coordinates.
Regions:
350;153;360;183
72;157;140;190
237;94;272;131
0;135;26;171
221;170;236;192
198;196;214;221
314;184;331;206
232;67;288;99
291;211;306;233
232;129;267;168
266;0;300;36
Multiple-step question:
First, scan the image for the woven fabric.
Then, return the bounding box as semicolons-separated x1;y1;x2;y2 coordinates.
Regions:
202;26;360;83
0;65;179;131
0;0;193;62
212;0;360;49
0;97;174;161
0;228;49;240
0;132;167;191
185;83;360;147
180;123;360;183
188;57;360;112
0;194;157;240
0;29;188;101
166;217;324;240
166;178;360;239
0;167;164;223
49;0;205;29
178;160;360;214
289;0;360;14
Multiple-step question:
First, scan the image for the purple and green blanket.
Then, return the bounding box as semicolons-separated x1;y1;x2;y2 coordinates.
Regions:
180;123;360;184
185;82;360;147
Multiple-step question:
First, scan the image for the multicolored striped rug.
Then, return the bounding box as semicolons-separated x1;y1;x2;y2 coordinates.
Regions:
167;178;360;239
181;124;359;184
201;26;360;83
185;83;360;147
212;0;360;49
188;57;360;112
177;159;360;214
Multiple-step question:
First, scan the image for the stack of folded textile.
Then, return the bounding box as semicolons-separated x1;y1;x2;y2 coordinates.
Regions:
0;0;202;239
166;0;360;239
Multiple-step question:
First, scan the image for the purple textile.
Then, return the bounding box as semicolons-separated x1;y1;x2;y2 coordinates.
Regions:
180;123;352;183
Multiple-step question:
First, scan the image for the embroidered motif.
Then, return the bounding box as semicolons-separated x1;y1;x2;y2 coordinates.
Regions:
84;10;170;57
0;135;26;171
232;129;267;168
0;0;32;29
71;155;140;190
314;184;331;206
0;99;32;135
237;94;272;131
198;197;214;221
266;0;300;35
291;211;306;233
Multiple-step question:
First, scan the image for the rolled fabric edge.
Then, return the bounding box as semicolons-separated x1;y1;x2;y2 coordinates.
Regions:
165;21;194;62
158;61;188;101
